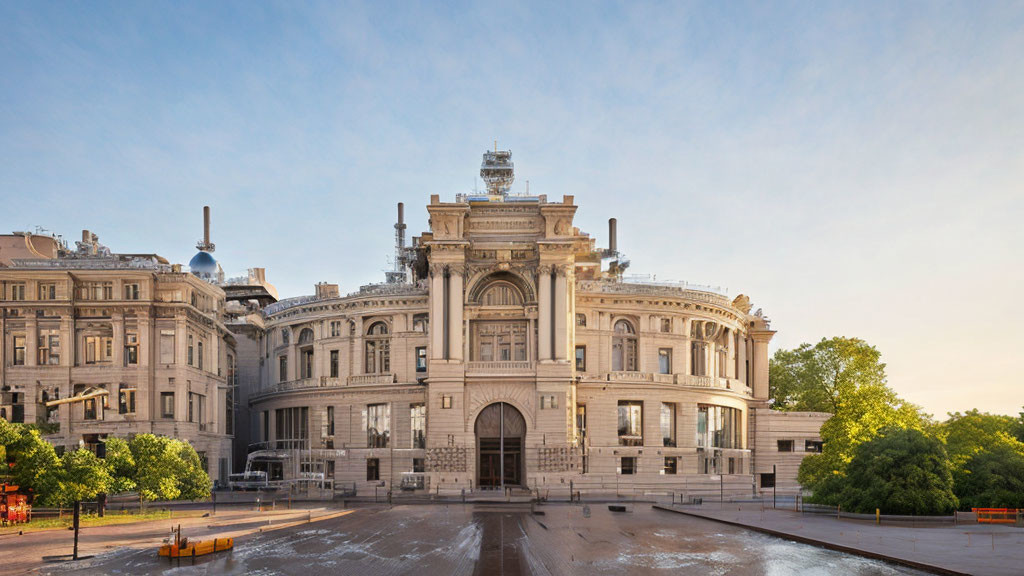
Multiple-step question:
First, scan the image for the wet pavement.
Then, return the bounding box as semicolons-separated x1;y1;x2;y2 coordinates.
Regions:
28;503;929;575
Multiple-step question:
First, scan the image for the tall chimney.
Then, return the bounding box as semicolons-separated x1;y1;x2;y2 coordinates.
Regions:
203;206;211;246
81;230;90;244
397;202;405;226
608;218;618;253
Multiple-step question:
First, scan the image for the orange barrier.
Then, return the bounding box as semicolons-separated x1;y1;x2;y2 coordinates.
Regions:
972;508;1019;524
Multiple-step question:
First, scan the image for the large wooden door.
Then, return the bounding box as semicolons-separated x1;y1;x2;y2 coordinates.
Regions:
475;403;526;488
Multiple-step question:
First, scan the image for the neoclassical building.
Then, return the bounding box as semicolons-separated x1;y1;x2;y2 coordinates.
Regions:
245;150;827;496
0;218;237;483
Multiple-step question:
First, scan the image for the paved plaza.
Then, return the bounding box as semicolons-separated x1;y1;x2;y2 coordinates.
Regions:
5;503;935;575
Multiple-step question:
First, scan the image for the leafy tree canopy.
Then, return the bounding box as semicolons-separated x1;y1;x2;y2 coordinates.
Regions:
956;441;1024;509
769;337;887;413
822;427;957;515
127;434;210;502
104;437;137;494
44;449;112;506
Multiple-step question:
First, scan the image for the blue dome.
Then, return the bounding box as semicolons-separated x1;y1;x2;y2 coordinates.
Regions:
189;251;218;277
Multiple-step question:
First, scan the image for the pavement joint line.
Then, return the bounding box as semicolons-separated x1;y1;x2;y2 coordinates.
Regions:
652;505;970;576
257;509;355;534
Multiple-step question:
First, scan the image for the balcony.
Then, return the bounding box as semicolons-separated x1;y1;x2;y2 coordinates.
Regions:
676;374;751;395
603;372;675;384
598;373;752;395
466;361;534;376
348;373;396;386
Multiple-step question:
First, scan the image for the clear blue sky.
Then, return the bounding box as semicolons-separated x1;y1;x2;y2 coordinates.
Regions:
2;1;1022;417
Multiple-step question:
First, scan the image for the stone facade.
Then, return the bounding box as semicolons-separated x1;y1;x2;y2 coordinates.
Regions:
244;155;827;497
0;232;236;483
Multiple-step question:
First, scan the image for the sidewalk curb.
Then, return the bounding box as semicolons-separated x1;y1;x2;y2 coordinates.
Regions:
652;505;970;576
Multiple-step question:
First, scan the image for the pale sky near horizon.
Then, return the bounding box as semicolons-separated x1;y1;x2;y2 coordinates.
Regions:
2;2;1021;419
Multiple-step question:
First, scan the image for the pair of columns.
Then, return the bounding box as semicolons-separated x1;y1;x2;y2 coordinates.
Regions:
430;268;464;361
537;266;569;362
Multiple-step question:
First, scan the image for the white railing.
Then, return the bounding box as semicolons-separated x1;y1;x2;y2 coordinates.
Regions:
599;373;751;395
349;373;396;386
466;361;534;373
604;372;674;384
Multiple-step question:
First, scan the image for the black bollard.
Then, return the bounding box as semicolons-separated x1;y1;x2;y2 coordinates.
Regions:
72;501;81;560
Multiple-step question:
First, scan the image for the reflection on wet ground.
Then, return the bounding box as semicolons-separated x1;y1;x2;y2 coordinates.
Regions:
37;504;928;575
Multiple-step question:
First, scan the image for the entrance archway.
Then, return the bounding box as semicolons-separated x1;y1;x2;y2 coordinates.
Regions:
475;402;526;488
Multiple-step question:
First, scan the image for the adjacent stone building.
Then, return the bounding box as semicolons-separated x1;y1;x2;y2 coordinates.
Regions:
0;226;237;483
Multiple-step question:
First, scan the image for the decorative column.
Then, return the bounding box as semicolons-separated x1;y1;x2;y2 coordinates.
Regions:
26;315;38;366
430;267;444;359
447;268;463;361
749;329;775;400
537;267;552;362
553;266;568;361
112;312;124;367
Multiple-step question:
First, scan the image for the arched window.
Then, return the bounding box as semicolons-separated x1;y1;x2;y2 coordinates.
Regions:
612;319;638;372
299;328;315;379
364;321;390;374
478;281;524;306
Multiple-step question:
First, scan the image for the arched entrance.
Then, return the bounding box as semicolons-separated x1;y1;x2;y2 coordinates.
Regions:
475;402;526;488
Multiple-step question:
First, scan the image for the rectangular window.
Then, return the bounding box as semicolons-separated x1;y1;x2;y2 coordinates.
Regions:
83;398;98;420
777;440;794;452
119;384;136;414
330;321;341;337
38;283;56;300
697;405;742;449
575;313;587;327
187;334;194;366
541;395;559;409
471;320;528;362
617;400;643;446
661;402;676;447
728;457;736;475
188;392;206;424
366;403;390;448
330;350;339;378
124;333;139;366
274;407;309;442
161;392;175;418
413;458;425;473
412;314;428;332
279;355;288;382
441;395;452;409
326;461;335;479
327;406;335;436
805;440;824;453
197;341;204;370
658;348;672;374
575;345;586;371
760;473;776;488
661;318;672;333
123;283;140;300
10;284;25;301
415;346;427;372
367;458;380;481
664;457;677;475
620;456;636;475
160;331;175;364
411;403;426;449
84;335;113;364
37;331;61;365
13;335;26;365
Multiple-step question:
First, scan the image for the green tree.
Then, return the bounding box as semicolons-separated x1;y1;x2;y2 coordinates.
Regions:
104;437;137;494
127;434;210;502
0;420;61;500
176;442;211;500
939;410;1024;509
824;427;957;515
769;337;887;413
956;442;1024;509
44;449;113;506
